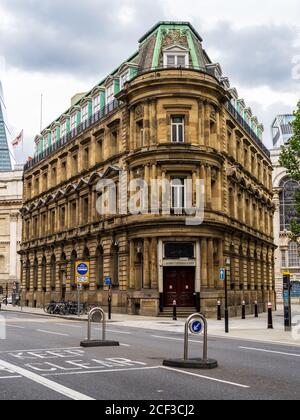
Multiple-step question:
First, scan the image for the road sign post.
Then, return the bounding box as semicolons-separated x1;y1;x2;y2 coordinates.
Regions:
283;272;292;332
220;268;229;333
105;277;112;320
75;262;90;317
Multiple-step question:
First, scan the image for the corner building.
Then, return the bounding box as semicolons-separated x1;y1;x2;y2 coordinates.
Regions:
20;22;276;317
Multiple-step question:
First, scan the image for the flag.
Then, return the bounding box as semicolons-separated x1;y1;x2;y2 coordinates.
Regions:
11;130;23;148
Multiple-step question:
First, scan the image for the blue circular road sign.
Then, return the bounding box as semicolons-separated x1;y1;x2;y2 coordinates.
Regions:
77;263;89;276
189;319;204;336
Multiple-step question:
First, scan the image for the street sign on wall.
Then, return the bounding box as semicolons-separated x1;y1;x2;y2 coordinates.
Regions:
75;261;90;285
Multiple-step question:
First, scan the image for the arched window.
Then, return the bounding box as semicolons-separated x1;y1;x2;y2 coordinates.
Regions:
288;242;300;268
41;256;47;291
0;286;3;295
95;246;104;288
70;250;77;289
50;255;56;290
26;260;31;290
280;179;300;231
33;258;38;291
110;245;119;287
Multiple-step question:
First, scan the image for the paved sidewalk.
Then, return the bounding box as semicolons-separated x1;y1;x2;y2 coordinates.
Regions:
2;304;300;347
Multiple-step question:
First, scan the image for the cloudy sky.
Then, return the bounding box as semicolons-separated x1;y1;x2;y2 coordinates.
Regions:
0;0;299;164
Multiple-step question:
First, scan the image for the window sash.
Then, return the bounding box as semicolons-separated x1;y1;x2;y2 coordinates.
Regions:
93;96;100;114
171;117;185;143
70;114;77;131
81;105;89;122
171;179;186;209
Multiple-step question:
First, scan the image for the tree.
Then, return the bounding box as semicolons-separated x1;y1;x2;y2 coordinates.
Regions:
279;101;300;241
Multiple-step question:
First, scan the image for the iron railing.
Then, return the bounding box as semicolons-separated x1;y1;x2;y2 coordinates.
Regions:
226;101;270;158
24;99;120;172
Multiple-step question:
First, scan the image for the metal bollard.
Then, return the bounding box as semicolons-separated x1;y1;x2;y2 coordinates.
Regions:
80;307;119;348
163;313;218;369
173;300;177;321
254;301;259;318
242;301;246;320
217;301;222;321
267;302;273;329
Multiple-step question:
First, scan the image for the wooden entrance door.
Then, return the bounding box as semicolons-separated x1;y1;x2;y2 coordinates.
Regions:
163;267;195;307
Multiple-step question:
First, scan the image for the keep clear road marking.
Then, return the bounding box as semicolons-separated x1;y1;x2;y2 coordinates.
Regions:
240;346;300;358
36;330;70;337
161;367;250;389
0;359;94;400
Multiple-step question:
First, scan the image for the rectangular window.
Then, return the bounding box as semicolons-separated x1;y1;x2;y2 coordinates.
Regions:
60;206;66;229
165;54;188;68
171;178;186;211
111;130;118;156
72;154;78;176
120;71;129;90
171;116;185;143
82;197;89;225
61;121;67;137
81;104;89;123
70;113;77;131
106;84;114;105
93;95;101;114
52;129;57;144
136;121;145;148
61;160;67;180
83;147;89;170
165;243;194;259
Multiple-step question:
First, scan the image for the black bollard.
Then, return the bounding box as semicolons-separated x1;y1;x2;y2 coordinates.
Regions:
242;301;246;320
267;302;273;329
254;301;259;318
217;300;222;321
173;300;177;321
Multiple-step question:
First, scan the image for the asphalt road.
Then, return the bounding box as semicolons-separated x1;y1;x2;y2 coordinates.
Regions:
0;311;300;401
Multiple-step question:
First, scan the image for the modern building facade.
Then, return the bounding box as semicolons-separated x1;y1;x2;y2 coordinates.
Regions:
0;81;12;172
20;22;275;316
271;114;300;301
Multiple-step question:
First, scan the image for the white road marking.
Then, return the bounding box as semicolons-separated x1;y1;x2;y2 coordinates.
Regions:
56;323;82;329
0;359;94;400
106;330;132;335
0;347;82;354
240;346;300;358
6;325;26;329
43;366;161;377
36;330;70;337
161;367;250;389
120;343;131;347
152;335;201;343
0;376;22;379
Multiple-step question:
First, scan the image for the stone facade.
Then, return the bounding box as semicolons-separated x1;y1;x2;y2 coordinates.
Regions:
0;166;23;297
20;22;276;317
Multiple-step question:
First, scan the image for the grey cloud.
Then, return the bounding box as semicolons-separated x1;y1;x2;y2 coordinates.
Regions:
0;0;166;77
202;21;300;91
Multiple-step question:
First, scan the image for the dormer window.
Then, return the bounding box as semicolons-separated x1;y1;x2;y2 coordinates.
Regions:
61;121;67;138
93;95;100;114
70;113;77;131
163;46;189;68
120;71;129;90
106;84;114;105
52;128;57;144
81;103;89;123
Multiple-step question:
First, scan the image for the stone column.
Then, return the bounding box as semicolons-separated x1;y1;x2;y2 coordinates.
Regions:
143;238;150;289
207;238;214;288
204;102;211;147
150;238;158;290
9;214;18;280
206;166;212;209
201;238;208;288
129;240;135;289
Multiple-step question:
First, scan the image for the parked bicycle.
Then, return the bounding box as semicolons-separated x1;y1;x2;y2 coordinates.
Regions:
43;301;96;316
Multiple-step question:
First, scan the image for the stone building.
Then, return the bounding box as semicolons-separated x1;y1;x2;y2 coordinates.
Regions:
271;114;300;302
20;22;276;316
0;81;23;297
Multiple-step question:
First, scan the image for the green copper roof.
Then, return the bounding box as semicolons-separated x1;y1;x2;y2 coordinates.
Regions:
139;21;203;43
